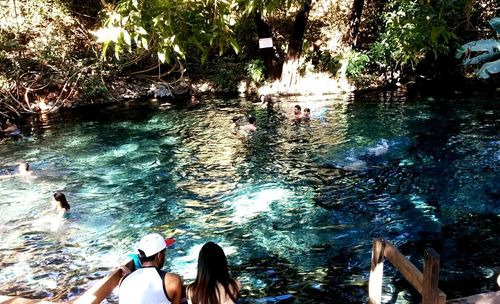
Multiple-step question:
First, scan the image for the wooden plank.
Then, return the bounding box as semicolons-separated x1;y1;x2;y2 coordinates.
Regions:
368;238;386;304
73;260;133;304
383;242;424;294
423;248;446;304
0;296;55;303
445;291;500;304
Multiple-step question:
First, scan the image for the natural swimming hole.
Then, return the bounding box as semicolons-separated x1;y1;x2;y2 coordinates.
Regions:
0;96;498;303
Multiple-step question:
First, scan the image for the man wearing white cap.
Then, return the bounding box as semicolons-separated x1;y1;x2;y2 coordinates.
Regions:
119;233;182;304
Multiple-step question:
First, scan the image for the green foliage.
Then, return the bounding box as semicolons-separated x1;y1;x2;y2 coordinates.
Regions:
340;50;370;78
456;17;500;79
317;51;342;75
245;59;265;83
81;75;108;98
369;0;460;75
94;0;242;65
210;66;239;91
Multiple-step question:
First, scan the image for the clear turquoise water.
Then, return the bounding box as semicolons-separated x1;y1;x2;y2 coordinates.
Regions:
0;96;498;303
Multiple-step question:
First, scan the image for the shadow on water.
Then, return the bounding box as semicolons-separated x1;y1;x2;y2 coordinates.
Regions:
0;96;498;303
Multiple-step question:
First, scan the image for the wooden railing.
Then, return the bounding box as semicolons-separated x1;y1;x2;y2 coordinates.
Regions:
73;260;133;304
368;238;447;304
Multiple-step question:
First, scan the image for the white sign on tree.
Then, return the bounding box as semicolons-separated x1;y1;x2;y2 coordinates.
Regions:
259;38;273;49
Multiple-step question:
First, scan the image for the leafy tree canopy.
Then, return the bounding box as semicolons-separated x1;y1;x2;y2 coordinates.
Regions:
94;0;244;64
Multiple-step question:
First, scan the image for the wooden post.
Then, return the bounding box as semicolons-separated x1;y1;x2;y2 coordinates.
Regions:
368;238;385;304
422;248;445;304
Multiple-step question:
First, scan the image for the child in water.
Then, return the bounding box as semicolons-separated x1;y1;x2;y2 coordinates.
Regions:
240;115;257;133
231;116;242;133
303;108;311;120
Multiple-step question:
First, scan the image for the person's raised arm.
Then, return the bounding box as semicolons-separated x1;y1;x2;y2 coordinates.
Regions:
165;273;183;304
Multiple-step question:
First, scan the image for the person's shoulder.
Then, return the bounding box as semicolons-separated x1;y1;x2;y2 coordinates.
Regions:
233;278;241;291
165;272;183;285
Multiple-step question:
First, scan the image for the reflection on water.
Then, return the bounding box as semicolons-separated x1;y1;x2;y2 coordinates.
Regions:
0;96;499;303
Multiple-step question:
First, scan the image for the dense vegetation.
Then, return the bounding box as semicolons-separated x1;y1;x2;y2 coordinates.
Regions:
0;0;498;119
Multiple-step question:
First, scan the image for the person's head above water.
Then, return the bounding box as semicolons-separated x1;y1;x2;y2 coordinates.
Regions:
248;115;256;125
231;116;242;126
53;191;70;212
18;162;29;173
294;105;302;117
303;108;311;119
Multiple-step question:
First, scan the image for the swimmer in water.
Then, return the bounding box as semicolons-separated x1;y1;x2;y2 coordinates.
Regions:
367;139;389;156
52;191;70;216
0;162;33;178
240;115;257;133
34;192;71;232
303;108;311;120
231;116;242;133
1;119;18;133
293;105;302;120
18;162;32;176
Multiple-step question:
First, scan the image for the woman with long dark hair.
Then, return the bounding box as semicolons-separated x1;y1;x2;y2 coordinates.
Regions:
186;242;240;304
52;191;70;215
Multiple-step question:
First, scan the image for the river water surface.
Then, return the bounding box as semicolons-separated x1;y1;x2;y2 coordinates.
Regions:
0;95;498;303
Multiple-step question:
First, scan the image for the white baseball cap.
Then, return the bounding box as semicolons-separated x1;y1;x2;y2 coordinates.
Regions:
137;233;167;257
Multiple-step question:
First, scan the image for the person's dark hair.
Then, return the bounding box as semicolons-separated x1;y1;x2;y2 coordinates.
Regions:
188;242;239;304
248;115;256;124
53;192;70;211
138;248;165;263
304;108;310;113
294;105;301;111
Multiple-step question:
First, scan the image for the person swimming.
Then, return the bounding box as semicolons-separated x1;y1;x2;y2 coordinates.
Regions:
231;116;242;133
1;119;21;137
18;162;31;175
367;139;389;156
293;105;302;120
0;162;33;178
33;192;71;232
52;191;70;216
341;140;390;171
241;115;257;133
303;108;311;120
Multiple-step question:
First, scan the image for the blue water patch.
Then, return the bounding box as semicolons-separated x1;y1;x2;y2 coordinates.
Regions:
0;97;499;302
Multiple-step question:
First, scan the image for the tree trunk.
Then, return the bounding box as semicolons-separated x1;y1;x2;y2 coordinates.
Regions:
255;12;279;78
280;0;312;88
345;0;365;48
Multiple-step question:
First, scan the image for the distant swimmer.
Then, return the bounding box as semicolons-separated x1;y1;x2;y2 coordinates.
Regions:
52;191;71;216
0;162;33;178
18;162;32;176
260;95;273;108
241;115;257;133
303;108;311;120
260;94;281;110
293;105;302;120
231;116;242;133
367;139;389;156
1;119;18;133
341;140;390;171
34;192;71;232
1;119;21;137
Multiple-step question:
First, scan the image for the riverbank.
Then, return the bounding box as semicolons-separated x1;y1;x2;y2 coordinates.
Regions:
1;0;499;121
